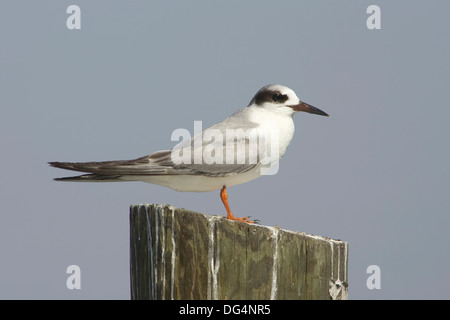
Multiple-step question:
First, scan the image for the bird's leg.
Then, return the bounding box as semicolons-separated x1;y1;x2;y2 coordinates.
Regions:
220;186;254;224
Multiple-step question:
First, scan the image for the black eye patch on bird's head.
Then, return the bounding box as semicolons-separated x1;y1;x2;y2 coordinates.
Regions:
271;92;288;103
251;89;289;106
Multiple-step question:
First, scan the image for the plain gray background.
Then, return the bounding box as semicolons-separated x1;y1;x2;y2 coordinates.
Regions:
1;1;449;299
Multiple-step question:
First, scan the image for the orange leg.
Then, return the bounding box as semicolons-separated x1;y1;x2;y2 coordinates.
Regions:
220;186;255;224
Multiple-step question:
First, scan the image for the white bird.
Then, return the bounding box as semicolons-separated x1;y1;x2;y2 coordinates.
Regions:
49;84;329;223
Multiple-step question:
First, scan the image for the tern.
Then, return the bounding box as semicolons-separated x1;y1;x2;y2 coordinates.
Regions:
49;84;329;223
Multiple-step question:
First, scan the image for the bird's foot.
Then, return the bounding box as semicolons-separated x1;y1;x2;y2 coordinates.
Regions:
226;214;259;224
220;185;259;224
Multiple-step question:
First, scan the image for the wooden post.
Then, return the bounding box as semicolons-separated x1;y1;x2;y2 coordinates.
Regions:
130;204;348;300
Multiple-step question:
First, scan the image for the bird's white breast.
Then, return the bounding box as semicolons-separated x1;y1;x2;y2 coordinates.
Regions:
246;105;295;159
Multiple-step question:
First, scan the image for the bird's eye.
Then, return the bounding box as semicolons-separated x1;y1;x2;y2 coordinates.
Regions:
272;93;283;102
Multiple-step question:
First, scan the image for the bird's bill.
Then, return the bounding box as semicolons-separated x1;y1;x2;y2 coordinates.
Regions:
288;102;329;117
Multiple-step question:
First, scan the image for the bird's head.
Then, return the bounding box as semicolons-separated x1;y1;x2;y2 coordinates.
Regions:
249;84;329;117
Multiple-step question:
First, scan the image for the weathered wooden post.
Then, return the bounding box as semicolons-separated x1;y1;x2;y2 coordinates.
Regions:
130;204;348;300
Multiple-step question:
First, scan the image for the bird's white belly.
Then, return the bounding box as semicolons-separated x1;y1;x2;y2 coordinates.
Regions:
120;166;263;192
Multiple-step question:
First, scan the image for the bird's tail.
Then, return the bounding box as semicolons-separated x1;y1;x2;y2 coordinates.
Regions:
49;151;174;181
48;160;132;182
53;173;124;182
48;160;126;173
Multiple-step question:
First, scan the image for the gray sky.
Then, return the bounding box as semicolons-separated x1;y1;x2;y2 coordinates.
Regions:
1;1;449;299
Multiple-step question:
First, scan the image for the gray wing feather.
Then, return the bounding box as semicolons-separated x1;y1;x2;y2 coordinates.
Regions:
49;151;191;176
50;110;268;178
171;110;265;176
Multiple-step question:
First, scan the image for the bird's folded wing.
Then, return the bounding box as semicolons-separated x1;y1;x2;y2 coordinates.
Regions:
49;152;190;176
49;114;271;177
170;115;266;176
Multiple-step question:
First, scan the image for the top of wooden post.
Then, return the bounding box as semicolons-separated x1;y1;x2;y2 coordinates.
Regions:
130;203;348;300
